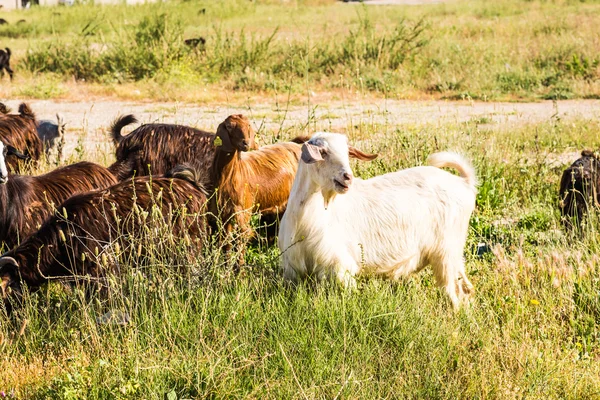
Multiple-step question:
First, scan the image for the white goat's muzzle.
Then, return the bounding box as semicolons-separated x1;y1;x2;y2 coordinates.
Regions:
333;173;353;193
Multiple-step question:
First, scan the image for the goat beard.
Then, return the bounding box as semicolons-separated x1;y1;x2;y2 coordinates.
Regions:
322;190;336;210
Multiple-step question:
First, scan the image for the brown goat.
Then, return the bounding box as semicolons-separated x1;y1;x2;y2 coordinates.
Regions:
0;167;209;313
210;115;303;258
0;103;43;172
108;114;257;189
0;161;117;249
559;150;600;231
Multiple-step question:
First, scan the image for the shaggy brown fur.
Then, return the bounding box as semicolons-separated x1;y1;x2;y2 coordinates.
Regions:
0;103;43;172
108;114;257;189
559;150;600;231
0;161;117;249
0;167;209;313
0;103;10;115
210;115;303;254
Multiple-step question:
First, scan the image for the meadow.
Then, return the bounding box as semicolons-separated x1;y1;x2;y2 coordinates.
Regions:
0;0;600;398
0;106;598;398
0;0;600;101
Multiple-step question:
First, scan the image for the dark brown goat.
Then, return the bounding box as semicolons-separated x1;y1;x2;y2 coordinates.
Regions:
0;103;43;172
559;150;600;230
0;48;13;80
210;115;303;253
0;167;209;313
0;161;117;249
184;37;206;49
108;114;257;189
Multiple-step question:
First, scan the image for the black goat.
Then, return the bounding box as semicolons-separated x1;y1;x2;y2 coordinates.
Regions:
184;37;206;47
559;150;600;231
0;48;13;80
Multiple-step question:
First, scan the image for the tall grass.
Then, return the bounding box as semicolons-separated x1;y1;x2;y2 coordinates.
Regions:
1;116;600;397
23;9;428;89
3;0;598;99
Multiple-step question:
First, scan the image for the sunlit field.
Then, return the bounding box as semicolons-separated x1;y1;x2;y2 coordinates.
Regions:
0;0;600;398
1;0;600;101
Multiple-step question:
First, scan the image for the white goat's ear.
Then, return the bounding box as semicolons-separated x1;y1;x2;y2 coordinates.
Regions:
301;142;324;164
348;146;378;162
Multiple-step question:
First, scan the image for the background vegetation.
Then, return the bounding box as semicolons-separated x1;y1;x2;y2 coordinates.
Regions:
0;0;600;100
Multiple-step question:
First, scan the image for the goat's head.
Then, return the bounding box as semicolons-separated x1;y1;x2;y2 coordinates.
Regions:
215;114;255;153
567;151;600;185
0;141;29;183
301;132;377;197
0;257;23;314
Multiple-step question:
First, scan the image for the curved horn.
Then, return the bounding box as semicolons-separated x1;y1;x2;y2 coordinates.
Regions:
6;145;30;160
0;257;18;269
348;146;378;161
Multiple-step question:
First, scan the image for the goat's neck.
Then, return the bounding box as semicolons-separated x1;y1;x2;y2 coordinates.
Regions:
212;149;241;187
288;164;337;211
0;177;30;243
0;182;9;230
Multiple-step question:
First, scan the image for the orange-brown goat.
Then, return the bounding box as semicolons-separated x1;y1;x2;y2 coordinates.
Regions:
210;115;303;260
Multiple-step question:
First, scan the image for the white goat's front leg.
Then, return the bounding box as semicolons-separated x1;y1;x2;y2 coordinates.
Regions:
336;268;357;289
282;260;300;283
324;254;360;289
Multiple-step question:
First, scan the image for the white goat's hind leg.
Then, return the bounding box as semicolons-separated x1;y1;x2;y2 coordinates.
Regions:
445;280;461;310
432;253;463;310
457;265;474;301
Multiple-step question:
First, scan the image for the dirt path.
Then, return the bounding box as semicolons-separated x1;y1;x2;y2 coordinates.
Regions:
361;0;447;5
3;98;600;159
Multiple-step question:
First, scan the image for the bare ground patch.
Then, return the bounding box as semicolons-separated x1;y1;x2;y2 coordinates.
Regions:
3;98;599;162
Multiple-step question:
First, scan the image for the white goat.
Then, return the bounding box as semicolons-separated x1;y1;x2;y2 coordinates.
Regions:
278;132;477;308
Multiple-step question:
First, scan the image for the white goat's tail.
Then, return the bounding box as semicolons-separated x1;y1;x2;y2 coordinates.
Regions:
427;152;477;189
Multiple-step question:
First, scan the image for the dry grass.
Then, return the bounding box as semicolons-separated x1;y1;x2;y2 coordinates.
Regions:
1;0;600;101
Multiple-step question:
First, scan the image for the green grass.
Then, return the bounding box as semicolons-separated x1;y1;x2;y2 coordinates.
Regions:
1;114;600;397
2;0;600;100
1;0;600;396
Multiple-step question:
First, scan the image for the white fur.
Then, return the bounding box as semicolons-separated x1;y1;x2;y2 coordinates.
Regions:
0;141;8;183
278;132;477;308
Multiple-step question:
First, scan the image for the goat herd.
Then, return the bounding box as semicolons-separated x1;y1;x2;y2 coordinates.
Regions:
0;102;593;314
